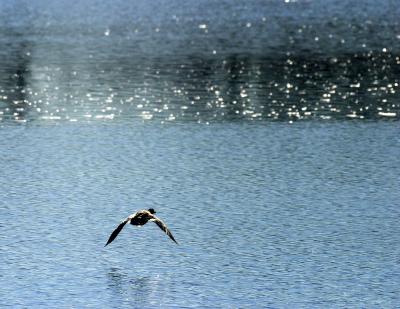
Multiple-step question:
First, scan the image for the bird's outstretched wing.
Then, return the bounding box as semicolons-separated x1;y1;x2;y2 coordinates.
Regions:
105;218;130;246
151;216;178;244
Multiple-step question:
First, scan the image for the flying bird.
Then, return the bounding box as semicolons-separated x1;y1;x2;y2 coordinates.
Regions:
105;208;178;246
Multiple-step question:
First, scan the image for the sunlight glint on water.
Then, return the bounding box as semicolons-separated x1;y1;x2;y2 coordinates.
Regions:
0;0;400;124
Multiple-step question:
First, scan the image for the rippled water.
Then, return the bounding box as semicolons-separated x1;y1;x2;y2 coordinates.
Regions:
1;0;400;308
1;0;400;123
1;122;400;308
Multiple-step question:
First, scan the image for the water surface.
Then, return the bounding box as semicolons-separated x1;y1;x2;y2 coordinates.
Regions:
1;121;399;308
1;0;400;307
1;0;399;123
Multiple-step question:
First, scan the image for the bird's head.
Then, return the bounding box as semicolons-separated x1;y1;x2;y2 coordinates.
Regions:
148;208;156;214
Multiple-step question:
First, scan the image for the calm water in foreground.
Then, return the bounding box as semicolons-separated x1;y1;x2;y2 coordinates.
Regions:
1;121;399;308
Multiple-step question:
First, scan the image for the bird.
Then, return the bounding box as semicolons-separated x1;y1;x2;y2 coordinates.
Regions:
105;208;178;246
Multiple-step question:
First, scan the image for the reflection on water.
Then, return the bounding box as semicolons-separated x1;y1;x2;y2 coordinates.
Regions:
1;52;399;123
107;267;126;296
107;267;161;307
0;0;399;123
0;17;31;123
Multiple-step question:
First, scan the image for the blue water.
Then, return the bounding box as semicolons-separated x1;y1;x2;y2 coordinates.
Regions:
1;0;399;123
1;0;400;308
1;122;399;308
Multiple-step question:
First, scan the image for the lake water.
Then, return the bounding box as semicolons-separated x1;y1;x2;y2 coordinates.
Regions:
1;0;400;308
1;122;400;308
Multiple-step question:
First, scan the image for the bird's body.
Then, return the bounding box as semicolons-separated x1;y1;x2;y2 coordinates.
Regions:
129;210;154;226
105;208;178;246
